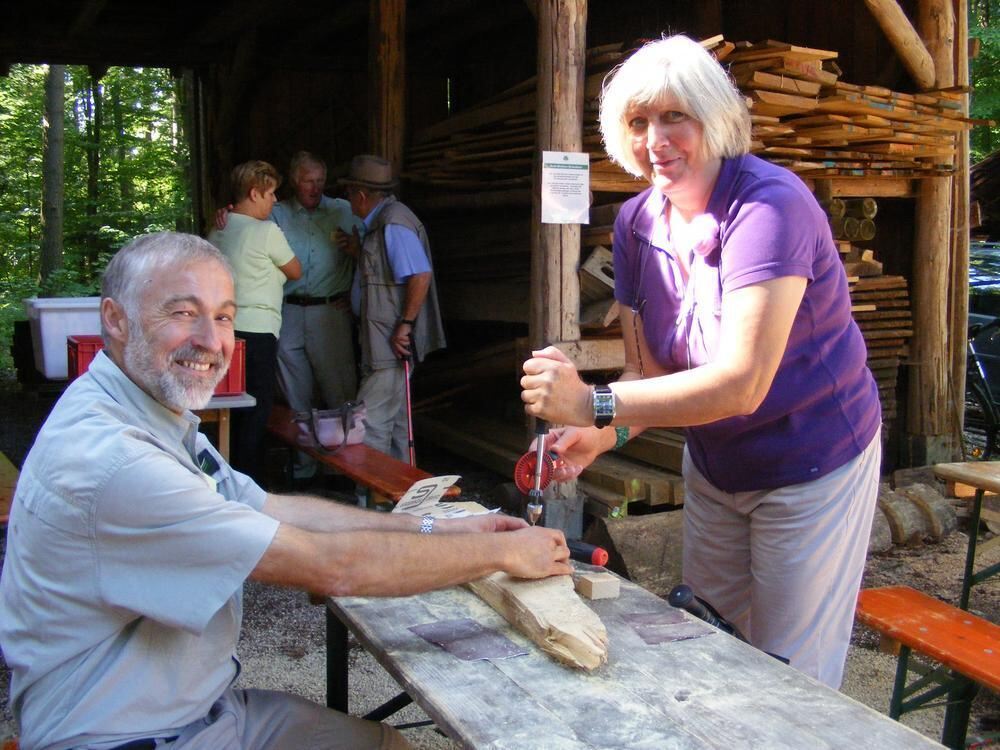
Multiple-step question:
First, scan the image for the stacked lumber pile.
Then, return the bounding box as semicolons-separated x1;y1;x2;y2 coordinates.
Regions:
413;406;684;519
730;40;968;179
405;37;969;197
850;271;913;428
406;42;641;195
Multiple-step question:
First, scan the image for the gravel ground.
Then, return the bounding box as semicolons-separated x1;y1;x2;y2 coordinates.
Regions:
1;376;998;748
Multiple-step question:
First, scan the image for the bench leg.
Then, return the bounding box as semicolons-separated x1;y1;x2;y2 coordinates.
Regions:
941;676;978;750
889;645;910;720
326;608;349;712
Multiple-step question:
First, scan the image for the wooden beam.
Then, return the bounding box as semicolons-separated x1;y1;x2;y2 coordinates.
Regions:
520;337;624;372
948;0;970;455
69;0;108;37
918;0;956;88
369;0;405;171
906;0;957;458
861;0;936;90
530;0;586;351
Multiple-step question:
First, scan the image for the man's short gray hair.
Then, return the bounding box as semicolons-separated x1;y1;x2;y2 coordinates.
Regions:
289;150;327;184
599;35;751;180
100;232;232;339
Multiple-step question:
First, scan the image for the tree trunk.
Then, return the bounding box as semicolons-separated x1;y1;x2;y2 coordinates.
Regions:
85;71;103;272
111;79;132;213
40;64;65;283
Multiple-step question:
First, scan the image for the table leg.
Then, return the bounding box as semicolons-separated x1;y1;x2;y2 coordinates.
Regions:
217;408;231;462
326;607;349;712
960;490;984;610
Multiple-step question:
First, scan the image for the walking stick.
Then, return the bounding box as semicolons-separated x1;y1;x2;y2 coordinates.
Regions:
403;337;416;467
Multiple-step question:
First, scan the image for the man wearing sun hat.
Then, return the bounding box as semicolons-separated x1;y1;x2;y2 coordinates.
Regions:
336;155;446;471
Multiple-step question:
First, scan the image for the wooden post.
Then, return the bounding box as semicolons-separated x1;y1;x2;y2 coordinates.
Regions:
861;0;936;89
530;0;585;351
949;0;970;455
907;0;956;463
529;0;586;534
369;0;405;171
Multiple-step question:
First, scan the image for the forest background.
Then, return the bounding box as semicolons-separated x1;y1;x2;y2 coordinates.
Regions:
0;4;998;377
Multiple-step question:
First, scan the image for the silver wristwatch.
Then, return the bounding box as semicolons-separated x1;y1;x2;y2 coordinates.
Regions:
592;385;615;428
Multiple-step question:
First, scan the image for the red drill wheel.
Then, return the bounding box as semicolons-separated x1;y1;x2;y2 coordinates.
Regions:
513;450;556;494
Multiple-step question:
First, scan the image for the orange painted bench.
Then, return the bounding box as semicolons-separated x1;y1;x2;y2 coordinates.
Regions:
856;585;1000;749
266;404;458;505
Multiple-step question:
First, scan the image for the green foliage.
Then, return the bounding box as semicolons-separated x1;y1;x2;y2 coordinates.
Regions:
971;1;1000;161
0;64;190;376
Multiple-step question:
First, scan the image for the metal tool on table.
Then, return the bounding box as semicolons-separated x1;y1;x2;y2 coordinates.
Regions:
513;417;554;525
667;584;748;642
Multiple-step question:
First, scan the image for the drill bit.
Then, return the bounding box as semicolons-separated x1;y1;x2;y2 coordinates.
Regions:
526;418;548;525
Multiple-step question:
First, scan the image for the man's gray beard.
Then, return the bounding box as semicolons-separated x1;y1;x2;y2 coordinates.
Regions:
124;318;229;412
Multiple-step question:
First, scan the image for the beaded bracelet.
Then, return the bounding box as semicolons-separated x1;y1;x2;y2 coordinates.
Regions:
614;426;630;450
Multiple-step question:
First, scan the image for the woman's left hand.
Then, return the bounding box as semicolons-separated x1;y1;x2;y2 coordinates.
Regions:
520;346;593;426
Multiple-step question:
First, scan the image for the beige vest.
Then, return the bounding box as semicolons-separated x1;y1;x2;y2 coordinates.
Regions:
360;196;446;370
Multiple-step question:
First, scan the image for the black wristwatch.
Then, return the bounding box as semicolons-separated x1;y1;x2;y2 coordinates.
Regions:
592;385;616;428
399;318;415;326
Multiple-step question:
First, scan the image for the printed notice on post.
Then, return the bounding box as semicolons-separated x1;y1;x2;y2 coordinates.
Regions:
541;151;590;224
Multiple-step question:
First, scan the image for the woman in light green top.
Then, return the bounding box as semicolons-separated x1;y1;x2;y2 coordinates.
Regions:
208;161;301;482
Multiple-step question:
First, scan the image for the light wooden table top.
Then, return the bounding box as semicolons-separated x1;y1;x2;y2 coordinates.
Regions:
933;461;1000;494
331;569;941;749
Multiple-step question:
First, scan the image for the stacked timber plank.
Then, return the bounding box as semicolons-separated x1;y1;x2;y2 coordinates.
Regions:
406;42;641;194
405;37;969;197
729;40;968;179
413;406;684;519
850;273;913;427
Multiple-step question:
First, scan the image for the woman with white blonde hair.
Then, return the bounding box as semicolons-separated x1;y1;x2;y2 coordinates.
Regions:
521;35;881;688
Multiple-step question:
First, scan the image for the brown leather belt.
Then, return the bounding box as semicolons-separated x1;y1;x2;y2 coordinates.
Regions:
284;293;347;306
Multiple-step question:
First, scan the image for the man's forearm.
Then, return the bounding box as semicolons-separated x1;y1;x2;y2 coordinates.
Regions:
400;272;432;321
262;493;421;533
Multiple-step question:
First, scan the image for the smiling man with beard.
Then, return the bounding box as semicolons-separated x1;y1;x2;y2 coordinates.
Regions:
0;232;570;750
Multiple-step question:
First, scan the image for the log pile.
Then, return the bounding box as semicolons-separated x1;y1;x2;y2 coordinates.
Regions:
405;37;970;197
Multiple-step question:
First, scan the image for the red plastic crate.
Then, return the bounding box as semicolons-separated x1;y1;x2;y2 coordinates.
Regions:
67;335;246;396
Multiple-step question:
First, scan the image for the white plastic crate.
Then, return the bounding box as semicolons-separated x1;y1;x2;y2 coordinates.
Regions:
24;297;102;379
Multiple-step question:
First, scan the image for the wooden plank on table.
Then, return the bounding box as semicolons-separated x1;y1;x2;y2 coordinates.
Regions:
465;571;609;671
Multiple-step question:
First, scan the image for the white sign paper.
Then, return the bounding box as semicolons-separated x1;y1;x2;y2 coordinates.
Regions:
392;476;497;519
393;475;462;516
541;151;590;224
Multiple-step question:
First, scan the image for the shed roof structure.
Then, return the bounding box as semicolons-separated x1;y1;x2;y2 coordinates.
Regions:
0;0;975;481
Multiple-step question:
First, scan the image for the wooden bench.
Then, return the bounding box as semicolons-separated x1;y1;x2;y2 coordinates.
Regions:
1;451;19;525
266;404;458;505
856;585;1000;749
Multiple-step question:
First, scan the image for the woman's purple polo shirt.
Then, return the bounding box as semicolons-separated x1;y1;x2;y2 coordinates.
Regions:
612;154;881;492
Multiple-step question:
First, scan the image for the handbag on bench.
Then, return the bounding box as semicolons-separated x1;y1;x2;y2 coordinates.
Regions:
293;401;367;453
